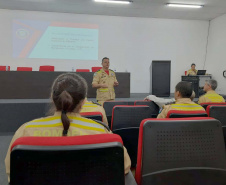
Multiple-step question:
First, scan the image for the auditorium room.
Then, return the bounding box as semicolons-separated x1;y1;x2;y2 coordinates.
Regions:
0;0;226;184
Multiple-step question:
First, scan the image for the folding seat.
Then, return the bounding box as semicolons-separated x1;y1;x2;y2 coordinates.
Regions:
17;67;32;71
206;105;226;147
0;66;10;71
80;111;103;122
76;69;90;72
200;102;226;110
0;103;48;133
39;65;55;71
10;134;137;185
111;105;152;167
136;167;226;185
103;101;129;127
127;101;136;105
166;110;208;118
134;100;159;118
91;67;102;72
135;118;226;185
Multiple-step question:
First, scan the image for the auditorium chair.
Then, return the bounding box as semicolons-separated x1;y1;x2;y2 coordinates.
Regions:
39;65;55;71
91;67;102;72
111;105;153;167
103;101;129;127
134;100;159;118
135;118;226;185
0;66;10;71
137;167;226;185
80;111;103;122
166;110;208;118
10;134;137;185
0;102;48;133
17;67;32;71
76;69;90;72
200;102;226;110
206;105;226;147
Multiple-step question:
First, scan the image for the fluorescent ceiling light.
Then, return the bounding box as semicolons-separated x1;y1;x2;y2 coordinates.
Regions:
167;3;203;8
94;0;131;4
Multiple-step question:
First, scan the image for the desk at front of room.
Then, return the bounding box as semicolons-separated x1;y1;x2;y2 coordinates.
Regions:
0;71;130;99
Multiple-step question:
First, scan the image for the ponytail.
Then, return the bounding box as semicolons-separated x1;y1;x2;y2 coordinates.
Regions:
58;91;74;136
50;73;88;136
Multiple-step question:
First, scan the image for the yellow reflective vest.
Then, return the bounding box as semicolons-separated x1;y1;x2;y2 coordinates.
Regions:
198;90;225;104
157;98;205;118
81;100;108;125
5;112;131;181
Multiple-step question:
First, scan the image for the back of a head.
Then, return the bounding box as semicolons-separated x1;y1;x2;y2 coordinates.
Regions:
175;81;192;98
206;79;218;90
51;73;88;136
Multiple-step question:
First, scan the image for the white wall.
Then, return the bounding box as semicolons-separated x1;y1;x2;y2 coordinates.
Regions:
205;14;226;94
0;9;209;93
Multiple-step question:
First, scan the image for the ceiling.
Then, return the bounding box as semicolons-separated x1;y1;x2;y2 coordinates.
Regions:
1;0;226;21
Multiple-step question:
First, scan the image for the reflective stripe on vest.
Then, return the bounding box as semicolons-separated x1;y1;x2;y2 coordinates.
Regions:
171;104;204;110
83;103;99;108
99;88;109;92
204;94;225;102
25;116;105;132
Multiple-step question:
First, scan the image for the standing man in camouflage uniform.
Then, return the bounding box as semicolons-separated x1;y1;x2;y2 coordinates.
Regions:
92;57;119;106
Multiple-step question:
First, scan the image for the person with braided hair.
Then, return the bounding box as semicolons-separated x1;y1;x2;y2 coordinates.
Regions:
5;73;131;182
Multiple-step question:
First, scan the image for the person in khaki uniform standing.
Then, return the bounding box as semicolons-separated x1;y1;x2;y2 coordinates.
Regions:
157;81;205;119
92;57;119;106
186;63;198;76
5;73;131;183
198;79;225;104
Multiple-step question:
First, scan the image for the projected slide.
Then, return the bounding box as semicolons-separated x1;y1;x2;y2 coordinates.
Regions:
13;20;99;60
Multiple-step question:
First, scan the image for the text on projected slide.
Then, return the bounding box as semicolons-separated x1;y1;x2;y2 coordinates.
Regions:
13;20;99;60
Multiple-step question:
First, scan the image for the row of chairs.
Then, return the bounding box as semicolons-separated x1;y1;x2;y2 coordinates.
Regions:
81;103;226;184
100;101;226;167
8;101;226;184
0;65;54;71
103;101;226;127
10;117;226;185
0;66;102;72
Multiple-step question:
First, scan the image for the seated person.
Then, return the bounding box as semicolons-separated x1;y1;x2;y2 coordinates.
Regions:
144;91;195;109
80;99;108;126
186;63;197;76
198;79;225;104
5;73;131;182
47;98;108;126
157;81;205;118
